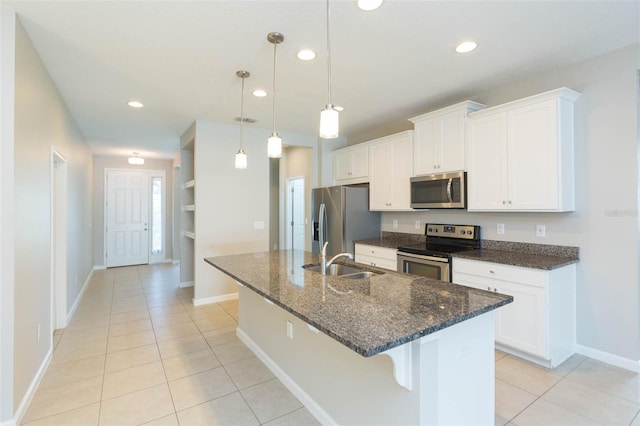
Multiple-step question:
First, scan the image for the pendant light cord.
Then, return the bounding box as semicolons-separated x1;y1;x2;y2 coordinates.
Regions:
272;40;278;133
240;74;245;149
326;0;332;106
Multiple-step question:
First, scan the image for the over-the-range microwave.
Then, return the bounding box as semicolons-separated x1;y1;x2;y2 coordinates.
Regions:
410;171;467;209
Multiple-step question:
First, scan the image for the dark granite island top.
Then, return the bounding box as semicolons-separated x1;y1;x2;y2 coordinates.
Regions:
205;250;512;357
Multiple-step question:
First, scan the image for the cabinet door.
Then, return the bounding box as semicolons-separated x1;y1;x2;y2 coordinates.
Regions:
413;118;439;176
350;146;369;179
439;110;466;172
390;135;412;209
369;142;393;210
508;100;559;210
334;151;352;181
494;279;546;358
467;113;509;210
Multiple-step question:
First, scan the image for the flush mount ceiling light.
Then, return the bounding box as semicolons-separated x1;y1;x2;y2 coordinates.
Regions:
128;152;144;165
297;49;316;61
127;100;144;108
357;0;383;11
267;32;284;158
253;89;267;97
456;41;477;53
235;70;250;169
319;0;339;139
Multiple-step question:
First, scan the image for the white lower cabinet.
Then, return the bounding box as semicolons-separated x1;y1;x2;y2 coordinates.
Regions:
354;243;398;271
452;258;576;368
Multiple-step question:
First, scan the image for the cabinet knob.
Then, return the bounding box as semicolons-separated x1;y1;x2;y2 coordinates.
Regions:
489;270;495;274
493;288;498;292
502;201;506;205
508;200;512;204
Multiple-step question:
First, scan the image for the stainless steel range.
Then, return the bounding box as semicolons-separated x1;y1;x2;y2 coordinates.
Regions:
397;223;480;282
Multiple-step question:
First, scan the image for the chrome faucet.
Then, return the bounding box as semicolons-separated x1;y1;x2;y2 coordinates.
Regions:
320;241;354;275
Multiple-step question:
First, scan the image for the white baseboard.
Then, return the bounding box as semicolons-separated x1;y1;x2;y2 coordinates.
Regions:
92;265;106;270
179;281;194;288
192;292;238;306
0;419;16;426
65;269;94;325
236;328;337;426
575;344;640;373
13;348;53;426
172;260;180;265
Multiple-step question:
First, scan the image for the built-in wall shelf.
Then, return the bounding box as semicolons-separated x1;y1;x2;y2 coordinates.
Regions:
183;205;195;211
182;230;195;239
183;180;195;189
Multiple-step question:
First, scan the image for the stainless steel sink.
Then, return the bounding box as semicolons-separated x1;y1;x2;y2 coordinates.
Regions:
302;263;383;279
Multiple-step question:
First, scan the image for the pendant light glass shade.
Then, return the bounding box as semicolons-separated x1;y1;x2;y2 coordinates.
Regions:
128;152;144;165
267;133;282;158
235;70;250;169
320;0;339;139
267;32;284;158
320;105;339;139
235;149;247;169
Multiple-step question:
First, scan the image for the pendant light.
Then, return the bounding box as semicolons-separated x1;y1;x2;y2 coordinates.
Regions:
267;32;284;158
319;0;339;139
128;152;144;165
235;70;250;169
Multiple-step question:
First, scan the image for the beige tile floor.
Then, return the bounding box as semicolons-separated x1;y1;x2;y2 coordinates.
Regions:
21;264;640;426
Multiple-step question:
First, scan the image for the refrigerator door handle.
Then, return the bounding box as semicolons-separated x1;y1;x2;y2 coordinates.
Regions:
319;203;327;249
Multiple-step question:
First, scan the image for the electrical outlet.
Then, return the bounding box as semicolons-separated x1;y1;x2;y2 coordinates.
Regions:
415;220;421;230
286;320;293;339
497;223;505;235
536;224;546;237
392;219;398;229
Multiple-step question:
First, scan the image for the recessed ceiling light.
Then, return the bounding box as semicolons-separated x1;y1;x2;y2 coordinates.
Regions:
455;41;477;54
357;0;383;11
253;89;267;97
297;50;316;61
127;100;144;108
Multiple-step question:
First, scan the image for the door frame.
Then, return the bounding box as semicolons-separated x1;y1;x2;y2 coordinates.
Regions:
50;146;67;330
103;168;167;267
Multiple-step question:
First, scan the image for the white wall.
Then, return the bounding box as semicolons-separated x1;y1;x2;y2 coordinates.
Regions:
0;7;16;425
190;121;319;302
13;15;94;418
360;45;639;364
92;155;174;266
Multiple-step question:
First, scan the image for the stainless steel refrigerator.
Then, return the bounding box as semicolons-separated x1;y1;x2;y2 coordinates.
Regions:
311;185;381;257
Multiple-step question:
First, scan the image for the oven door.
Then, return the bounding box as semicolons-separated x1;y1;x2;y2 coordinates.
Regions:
397;252;451;282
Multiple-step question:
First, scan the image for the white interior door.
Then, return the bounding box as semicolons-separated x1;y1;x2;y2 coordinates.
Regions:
287;177;305;251
106;170;149;267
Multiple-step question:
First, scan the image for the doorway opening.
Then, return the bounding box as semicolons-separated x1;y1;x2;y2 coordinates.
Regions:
51;147;67;330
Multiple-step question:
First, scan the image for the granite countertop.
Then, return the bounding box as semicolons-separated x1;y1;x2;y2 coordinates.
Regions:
205;250;512;357
452;249;578;270
356;234;579;271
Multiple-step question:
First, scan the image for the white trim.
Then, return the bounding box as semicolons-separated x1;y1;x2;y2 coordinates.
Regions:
13;348;53;426
192;292;238;306
50;146;67;331
65;269;94;325
149;170;167;264
575;344;640;373
179;280;194;288
0;419;15;426
93;265;107;270
237;327;337;426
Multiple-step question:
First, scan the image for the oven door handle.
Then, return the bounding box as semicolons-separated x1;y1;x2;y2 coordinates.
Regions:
446;178;454;203
398;252;449;263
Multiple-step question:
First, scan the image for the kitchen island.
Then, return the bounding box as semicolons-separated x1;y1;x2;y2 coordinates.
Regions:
205;250;512;425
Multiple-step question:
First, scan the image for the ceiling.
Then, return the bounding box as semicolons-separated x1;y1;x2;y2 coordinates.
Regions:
7;0;639;160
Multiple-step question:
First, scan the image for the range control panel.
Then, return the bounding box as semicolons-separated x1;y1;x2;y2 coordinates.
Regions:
425;224;478;240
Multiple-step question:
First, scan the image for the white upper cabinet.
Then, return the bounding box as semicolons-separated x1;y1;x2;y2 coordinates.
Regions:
467;88;580;212
334;144;369;184
369;131;413;211
409;101;485;175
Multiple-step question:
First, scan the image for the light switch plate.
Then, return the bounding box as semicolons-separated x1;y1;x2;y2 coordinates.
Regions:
497;223;505;235
536;224;546;237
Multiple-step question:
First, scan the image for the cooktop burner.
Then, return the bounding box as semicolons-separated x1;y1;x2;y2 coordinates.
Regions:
397;224;481;257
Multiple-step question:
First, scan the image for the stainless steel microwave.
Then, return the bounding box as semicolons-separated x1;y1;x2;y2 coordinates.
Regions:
410;171;467;209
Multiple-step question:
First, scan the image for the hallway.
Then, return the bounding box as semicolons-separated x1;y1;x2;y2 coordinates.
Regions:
21;264;318;425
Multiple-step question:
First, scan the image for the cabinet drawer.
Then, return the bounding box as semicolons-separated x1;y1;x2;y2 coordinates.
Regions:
355;254;397;271
453;258;547;288
355;244;397;260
